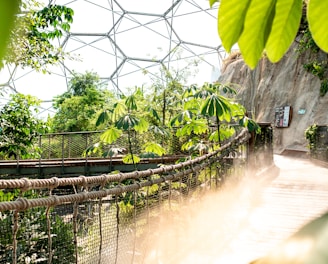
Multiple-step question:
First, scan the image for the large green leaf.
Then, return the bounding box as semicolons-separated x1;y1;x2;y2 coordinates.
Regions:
239;116;261;133
170;110;193;126
229;102;246;118
149;125;170;137
209;130;219;142
122;154;140;164
112;102;127;121
181;139;196;151
183;98;199;111
308;0;328;53
176;120;208;136
134;117;149;133
193;88;213;99
266;0;302;62
201;94;232;120
115;114;139;130
125;94;138;110
0;0;19;67
218;0;252;52
222;85;237;95
238;0;276;68
100;127;122;144
192;120;209;135
201;97;215;117
217;96;233;122
143;142;166;156
83;142;101;156
147;107;160;121
209;0;218;8
96;110;110;126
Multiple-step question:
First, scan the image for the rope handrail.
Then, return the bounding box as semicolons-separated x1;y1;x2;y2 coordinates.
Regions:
0;129;250;191
0;124;276;264
0;164;208;212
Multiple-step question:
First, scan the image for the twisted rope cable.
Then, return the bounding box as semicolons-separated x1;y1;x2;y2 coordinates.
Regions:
0;129;249;191
0;129;250;212
0;163;205;212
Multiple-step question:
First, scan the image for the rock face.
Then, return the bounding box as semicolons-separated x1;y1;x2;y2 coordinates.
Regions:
219;43;328;154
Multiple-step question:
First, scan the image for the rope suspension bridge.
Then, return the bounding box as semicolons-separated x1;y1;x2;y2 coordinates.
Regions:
1;126;328;264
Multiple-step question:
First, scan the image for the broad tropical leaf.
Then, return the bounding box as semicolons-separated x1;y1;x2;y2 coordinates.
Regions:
201;96;216;117
308;0;328;53
112;102;127;121
182;85;197;97
238;0;276;68
220;126;235;140
134;117;149;133
222;85;237;95
100;127;122;144
239;116;261;133
115;114;139;130
96;110;110;126
83;142;101;156
218;0;252;52
176;120;208;136
147;107;160;121
192;119;209;135
201;94;233;121
0;0;19;66
209;127;234;142
170;110;194;126
183;98;199;111
122;154;140;164
181;139;196;151
125;94;138;110
266;0;302;62
143;142;166;156
209;0;218;8
194;88;214;99
149;125;170;137
230;102;246;118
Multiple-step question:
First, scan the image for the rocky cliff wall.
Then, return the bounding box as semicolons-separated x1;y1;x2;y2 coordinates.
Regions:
219;43;328;154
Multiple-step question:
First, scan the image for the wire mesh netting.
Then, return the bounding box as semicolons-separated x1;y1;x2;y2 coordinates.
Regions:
37;129;186;160
0;130;254;263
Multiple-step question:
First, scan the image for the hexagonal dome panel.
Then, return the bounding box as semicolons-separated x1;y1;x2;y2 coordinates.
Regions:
0;0;225;118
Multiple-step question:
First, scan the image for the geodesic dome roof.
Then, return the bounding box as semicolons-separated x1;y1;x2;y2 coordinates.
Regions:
0;0;226;118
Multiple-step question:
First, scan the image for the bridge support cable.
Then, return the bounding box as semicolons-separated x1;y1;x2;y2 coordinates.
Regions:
0;127;277;263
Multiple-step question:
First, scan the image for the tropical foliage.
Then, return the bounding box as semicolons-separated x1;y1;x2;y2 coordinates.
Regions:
296;11;328;96
210;0;328;68
170;82;259;154
0;93;47;159
51;71;114;132
2;0;74;73
92;87;166;167
91;81;258;163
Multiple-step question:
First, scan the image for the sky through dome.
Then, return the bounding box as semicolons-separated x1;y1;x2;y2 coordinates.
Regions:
0;0;226;118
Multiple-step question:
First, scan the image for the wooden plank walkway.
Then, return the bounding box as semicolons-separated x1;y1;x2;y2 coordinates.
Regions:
158;155;328;264
215;155;328;264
